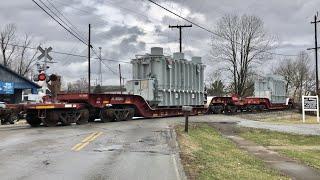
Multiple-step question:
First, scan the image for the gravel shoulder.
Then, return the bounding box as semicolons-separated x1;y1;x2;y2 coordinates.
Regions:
186;114;320;136
238;118;320;135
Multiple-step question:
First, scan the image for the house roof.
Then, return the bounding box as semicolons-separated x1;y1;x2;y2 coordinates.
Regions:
0;64;41;89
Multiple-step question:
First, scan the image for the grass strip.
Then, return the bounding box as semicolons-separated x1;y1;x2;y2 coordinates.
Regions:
239;127;320;170
175;124;287;180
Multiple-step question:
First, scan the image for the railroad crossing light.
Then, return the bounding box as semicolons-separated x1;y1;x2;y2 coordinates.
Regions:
38;73;46;81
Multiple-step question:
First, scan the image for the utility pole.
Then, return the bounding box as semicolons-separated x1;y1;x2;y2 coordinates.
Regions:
99;47;102;86
308;13;320;96
119;64;122;94
169;24;192;52
88;24;91;95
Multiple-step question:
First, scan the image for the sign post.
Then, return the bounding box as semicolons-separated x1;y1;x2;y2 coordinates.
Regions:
37;46;53;96
182;106;193;133
302;95;319;123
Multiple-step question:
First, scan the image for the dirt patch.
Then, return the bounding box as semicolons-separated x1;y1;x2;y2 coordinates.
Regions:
208;121;239;136
208;122;320;180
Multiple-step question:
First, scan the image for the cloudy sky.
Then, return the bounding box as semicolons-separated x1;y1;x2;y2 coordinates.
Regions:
1;0;319;86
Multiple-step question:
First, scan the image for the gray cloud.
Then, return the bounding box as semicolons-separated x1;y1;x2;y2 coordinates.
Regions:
95;25;145;41
0;0;319;86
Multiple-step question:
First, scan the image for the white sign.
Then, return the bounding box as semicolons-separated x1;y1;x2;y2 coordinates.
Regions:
302;95;319;123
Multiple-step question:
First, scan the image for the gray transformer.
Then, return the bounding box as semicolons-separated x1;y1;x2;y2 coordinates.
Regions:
126;47;206;107
254;75;287;104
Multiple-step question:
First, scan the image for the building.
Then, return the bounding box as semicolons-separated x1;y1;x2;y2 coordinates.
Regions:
0;64;40;103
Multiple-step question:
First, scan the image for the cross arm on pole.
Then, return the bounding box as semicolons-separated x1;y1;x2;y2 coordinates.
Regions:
168;24;192;52
307;47;320;50
311;20;320;24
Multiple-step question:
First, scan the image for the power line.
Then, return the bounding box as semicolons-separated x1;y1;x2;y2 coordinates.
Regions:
100;60;119;76
146;0;299;57
90;46;126;77
52;0;157;29
45;0;88;41
11;42;129;78
38;0;87;43
50;0;170;50
51;0;165;40
32;0;88;45
53;0;159;23
6;42;131;63
103;0;156;22
90;46;129;78
33;0;130;79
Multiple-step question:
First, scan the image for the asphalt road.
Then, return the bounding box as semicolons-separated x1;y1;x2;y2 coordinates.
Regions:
0;117;194;180
4;113;316;180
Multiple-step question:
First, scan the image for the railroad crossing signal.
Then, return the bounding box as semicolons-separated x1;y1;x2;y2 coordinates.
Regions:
36;46;53;96
37;46;53;61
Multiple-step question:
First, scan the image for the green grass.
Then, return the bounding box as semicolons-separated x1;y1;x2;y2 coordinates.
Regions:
175;124;287;180
239;128;320;170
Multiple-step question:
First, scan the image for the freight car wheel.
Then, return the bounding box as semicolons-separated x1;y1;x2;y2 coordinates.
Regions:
76;109;89;125
211;105;224;114
125;108;135;121
258;105;266;111
42;111;59;127
89;115;97;122
114;109;130;122
26;111;41;127
8;114;15;124
100;109;113;123
59;111;71;126
226;106;237;114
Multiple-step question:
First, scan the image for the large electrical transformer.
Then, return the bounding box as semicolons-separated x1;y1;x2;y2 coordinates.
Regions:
126;47;206;107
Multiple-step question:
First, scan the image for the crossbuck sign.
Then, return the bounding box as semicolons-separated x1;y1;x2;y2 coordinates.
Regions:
302;96;319;123
37;46;52;61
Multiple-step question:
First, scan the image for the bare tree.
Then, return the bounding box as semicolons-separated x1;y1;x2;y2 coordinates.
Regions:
274;51;314;101
273;59;295;94
211;14;274;97
16;34;39;76
0;24;17;67
67;78;88;92
293;52;313;100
